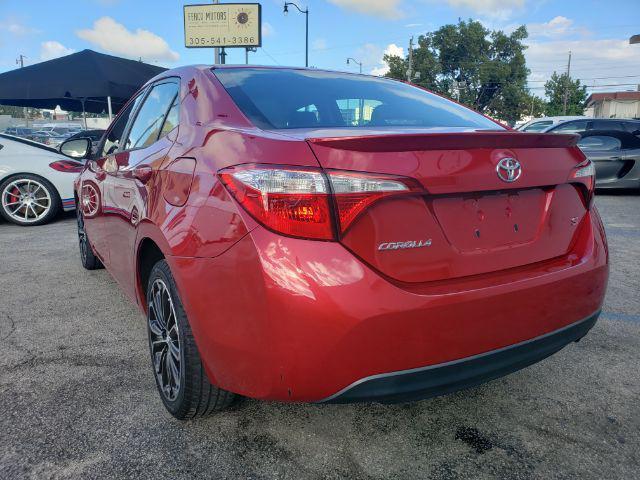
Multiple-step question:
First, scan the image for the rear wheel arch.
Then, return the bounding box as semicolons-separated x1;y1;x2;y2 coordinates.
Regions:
137;237;166;308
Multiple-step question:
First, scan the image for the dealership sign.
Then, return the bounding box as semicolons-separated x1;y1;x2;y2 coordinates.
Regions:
183;3;262;48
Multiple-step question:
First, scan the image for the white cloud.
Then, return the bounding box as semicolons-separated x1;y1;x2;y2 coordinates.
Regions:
405;23;422;28
527;16;585;39
312;38;328;51
367;43;405;76
327;0;403;19
40;41;75;61
263;21;275;37
442;0;525;20
0;19;39;36
526;38;640;95
77;17;179;62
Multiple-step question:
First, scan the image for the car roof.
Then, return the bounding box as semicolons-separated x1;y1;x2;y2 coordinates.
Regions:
142;64;399;89
532;116;587;122
0;133;59;153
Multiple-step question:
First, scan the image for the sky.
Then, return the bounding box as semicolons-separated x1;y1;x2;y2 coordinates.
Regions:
0;0;639;99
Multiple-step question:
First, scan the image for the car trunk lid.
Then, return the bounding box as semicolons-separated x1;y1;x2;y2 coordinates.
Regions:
306;131;588;283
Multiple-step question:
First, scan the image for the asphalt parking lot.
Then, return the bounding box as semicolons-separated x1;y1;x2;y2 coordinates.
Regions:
1;193;639;480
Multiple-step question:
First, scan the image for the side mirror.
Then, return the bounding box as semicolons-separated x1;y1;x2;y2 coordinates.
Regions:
60;138;91;160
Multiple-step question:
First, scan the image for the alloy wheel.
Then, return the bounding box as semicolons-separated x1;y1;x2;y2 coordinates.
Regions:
76;209;88;263
81;183;99;217
148;278;181;401
1;178;52;224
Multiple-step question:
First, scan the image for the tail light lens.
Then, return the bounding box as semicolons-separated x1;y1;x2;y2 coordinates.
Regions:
220;164;420;240
219;166;334;240
571;159;595;208
49;160;84;173
327;171;419;232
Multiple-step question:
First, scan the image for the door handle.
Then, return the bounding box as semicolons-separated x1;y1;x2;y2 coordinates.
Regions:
131;165;153;184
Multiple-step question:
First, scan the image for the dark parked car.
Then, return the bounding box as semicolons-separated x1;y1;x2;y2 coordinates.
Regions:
547;118;640;136
578;130;640;190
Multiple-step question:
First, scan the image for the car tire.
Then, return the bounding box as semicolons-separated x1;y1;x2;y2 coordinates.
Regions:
146;259;236;419
0;174;61;226
76;207;103;270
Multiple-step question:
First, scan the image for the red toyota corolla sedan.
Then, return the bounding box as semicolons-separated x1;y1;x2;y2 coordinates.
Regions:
67;66;608;419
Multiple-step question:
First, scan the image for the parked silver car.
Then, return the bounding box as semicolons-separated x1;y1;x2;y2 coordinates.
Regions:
517;116;587;132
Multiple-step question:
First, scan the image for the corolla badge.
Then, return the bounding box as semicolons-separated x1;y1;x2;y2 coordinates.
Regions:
378;239;432;251
496;157;522;183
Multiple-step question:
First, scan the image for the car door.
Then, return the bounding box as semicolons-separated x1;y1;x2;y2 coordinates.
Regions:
84;91;147;264
577;134;624;184
101;79;180;298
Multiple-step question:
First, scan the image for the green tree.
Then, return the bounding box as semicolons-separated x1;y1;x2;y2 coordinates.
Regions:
544;72;587;116
383;19;531;123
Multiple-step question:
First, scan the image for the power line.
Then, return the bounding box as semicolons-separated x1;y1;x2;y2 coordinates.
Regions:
256;47;281;65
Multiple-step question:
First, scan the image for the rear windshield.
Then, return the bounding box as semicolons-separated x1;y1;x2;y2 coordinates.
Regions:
213;68;501;131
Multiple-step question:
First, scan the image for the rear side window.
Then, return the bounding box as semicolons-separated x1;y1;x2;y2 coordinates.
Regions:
591;120;622;131
578;135;621;151
552;120;588;133
522;121;552;132
124;81;179;150
213;68;501;131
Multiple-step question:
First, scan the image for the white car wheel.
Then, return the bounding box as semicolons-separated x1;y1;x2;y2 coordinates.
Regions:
0;175;61;226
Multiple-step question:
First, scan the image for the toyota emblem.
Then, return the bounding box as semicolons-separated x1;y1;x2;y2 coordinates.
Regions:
496;157;522;183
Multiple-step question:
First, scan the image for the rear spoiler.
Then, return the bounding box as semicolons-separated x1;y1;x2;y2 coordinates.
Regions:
307;132;580;152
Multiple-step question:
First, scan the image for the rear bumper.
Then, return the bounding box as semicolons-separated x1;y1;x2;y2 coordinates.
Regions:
168;208;608;402
322;311;599;404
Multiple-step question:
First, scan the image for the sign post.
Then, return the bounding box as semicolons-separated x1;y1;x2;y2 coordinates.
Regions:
184;3;262;63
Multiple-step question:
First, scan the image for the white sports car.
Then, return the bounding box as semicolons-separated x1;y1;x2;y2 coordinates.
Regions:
0;134;82;226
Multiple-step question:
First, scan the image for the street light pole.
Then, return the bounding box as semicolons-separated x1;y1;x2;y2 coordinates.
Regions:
346;57;362;74
245;47;257;65
16;55;28;126
283;2;309;67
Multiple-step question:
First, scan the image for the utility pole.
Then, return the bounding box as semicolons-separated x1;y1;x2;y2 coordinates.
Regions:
406;36;414;82
562;50;572;115
530;93;535;117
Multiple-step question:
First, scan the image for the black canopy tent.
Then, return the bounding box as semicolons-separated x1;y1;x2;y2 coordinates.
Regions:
0;49;166;126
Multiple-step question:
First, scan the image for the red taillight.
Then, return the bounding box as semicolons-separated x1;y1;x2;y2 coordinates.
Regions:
220;166;334;240
220;165;420;240
327;171;420;232
49;160;84;173
571;159;595;208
